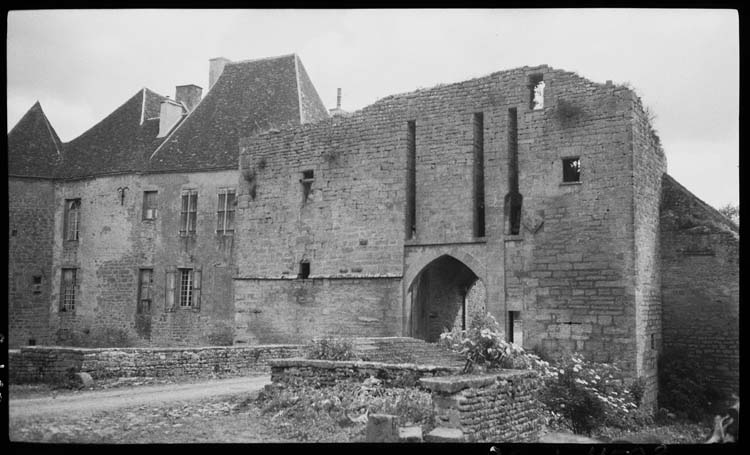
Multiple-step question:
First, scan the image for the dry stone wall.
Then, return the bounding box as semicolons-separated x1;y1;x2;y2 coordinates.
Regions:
10;344;303;383
420;370;544;442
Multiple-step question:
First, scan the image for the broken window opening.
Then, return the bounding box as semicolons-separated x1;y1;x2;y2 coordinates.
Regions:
64;199;81;241
301;170;314;204
473;113;486;238
406;121;417;239
508;311;523;345
178;268;194;307
60;268;77;312
32;275;42;294
216;188;236;235
529;74;545;110
562;157;581;182
142;191;158;220
179;190;198;236
137;268;153;314
299;261;311;279
506;108;523;235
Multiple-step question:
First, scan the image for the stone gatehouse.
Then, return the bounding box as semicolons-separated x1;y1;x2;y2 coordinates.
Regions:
8;53;739;407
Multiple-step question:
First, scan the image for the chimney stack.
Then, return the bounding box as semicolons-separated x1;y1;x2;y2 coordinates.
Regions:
209;57;231;89
175;84;202;112
329;88;348;117
337;88;342;109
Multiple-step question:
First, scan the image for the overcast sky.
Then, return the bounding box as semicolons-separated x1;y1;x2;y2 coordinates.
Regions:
7;9;739;208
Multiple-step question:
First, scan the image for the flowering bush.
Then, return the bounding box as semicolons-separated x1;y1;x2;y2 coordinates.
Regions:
541;353;648;434
305;336;358;361
439;312;553;374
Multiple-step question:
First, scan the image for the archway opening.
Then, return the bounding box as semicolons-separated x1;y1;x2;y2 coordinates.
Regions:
408;255;486;342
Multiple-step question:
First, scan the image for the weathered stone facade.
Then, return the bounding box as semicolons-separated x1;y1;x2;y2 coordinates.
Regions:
8;55;738;407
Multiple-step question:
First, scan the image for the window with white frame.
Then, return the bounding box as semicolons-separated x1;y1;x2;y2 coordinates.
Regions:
180;190;198;236
60;268;77;312
143;191;158;220
216;188;236;235
179;268;194;307
64;199;81;241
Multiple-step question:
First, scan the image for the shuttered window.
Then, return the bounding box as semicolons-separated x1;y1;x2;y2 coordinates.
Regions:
216;188;236;235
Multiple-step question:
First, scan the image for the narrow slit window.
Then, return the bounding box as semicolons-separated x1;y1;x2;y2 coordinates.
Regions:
179;268;194;307
299;261;310;279
217;188;236;235
60;268;77;312
406;120;416;239
506;107;523;236
301;170;314;203
529;74;545;110
180;190;198;236
143;191;158;220
562;157;581;182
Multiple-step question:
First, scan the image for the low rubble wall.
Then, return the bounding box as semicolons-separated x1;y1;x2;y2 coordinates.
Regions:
420;371;544;442
10;345;303;383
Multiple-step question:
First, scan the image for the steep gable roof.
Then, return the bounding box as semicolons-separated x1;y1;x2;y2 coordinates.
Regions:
7;102;63;178
149;54;329;172
57;88;172;179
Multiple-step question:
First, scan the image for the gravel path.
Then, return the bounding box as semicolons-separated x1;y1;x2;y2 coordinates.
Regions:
10;375;271;419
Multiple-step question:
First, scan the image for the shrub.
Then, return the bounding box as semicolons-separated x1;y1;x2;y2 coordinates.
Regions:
540;353;646;434
439;312;556;375
305;336;358;361
658;349;724;422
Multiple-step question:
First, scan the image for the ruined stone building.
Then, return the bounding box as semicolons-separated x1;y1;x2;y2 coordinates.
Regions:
8;54;738;405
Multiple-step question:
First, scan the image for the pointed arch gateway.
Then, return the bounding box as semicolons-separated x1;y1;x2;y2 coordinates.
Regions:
405;254;487;342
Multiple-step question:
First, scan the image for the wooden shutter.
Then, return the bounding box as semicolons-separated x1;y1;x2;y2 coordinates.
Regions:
165;267;176;312
192;267;202;311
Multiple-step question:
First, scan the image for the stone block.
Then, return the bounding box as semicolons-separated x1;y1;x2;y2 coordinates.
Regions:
73;372;94;388
425;427;464;442
366;413;399;442
398;426;423;442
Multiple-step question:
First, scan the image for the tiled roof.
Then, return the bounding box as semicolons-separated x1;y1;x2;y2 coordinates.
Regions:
149;54;329;172
57;88;173;179
8;54;329;179
7;102;63;178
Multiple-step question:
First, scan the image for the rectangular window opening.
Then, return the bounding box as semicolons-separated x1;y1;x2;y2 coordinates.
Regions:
299;261;310;279
142;191;158;220
506;108;523;236
64;199;81;241
301;170;314;203
28;339;36;346
651;333;655;350
216;188;236;235
137;268;154;314
178;268;194;307
562;157;581;182
406;120;416;239
180;190;198;236
32;275;42;294
473;113;485;238
529;74;545;110
60;268;77;312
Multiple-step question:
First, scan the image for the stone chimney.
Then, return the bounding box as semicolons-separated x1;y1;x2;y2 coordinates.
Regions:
329;88;348;117
209;57;231;89
175;84;202;112
157;98;185;138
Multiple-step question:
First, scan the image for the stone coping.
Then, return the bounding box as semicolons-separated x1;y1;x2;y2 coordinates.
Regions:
268;357;461;372
419;369;538;393
17;344;302;354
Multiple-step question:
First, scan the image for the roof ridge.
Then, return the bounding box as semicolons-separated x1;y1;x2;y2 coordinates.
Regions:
293;54;304;124
226;53;296;66
664;174;739;232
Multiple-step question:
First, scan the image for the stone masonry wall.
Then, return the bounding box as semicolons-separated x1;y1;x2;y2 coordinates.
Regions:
48;170;237;347
10;345;303;384
269;358;459;389
420;370;543;442
238;66;643;367
630;95;667;409
8;178;56;347
660;175;739;396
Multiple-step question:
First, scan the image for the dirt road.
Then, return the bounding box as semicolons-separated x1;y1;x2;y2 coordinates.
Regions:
10;375;271;419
